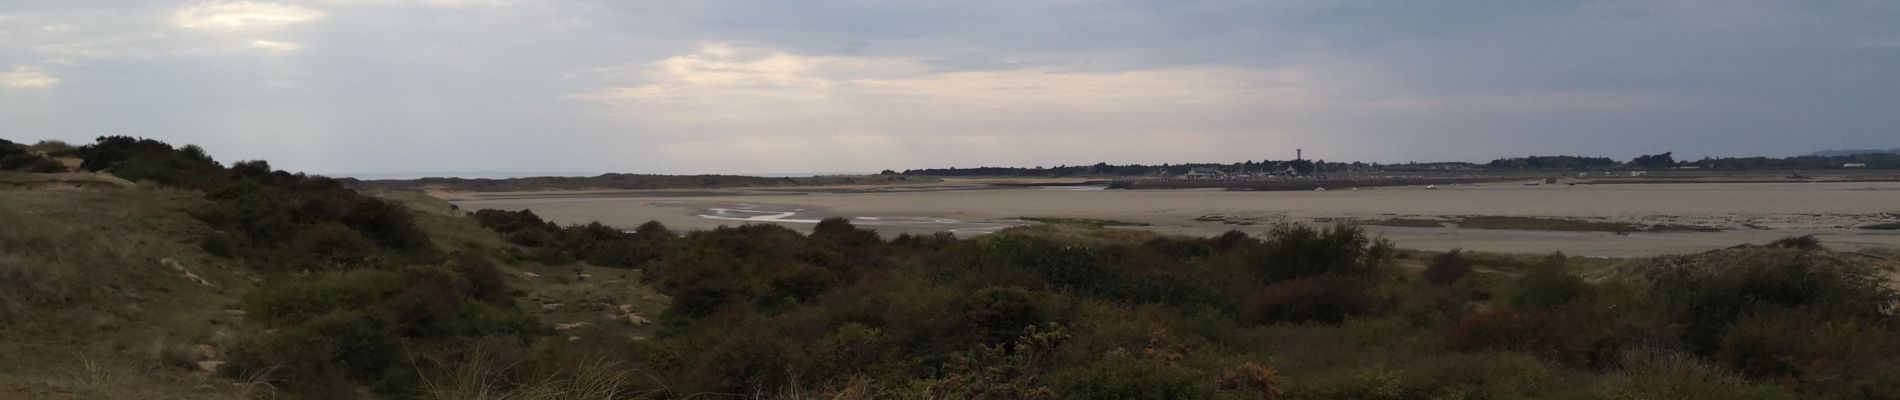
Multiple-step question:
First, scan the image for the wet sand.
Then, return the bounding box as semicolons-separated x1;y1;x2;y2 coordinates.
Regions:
440;180;1900;257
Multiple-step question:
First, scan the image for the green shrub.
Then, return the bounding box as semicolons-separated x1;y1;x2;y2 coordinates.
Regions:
813;217;881;247
1514;253;1588;309
67;138;445;268
974;234;1116;293
965;286;1048;346
235;264;539;396
1246;223;1393;283
1647;254;1898;354
1046;359;1214;399
288;222;380;269
76;136;226;188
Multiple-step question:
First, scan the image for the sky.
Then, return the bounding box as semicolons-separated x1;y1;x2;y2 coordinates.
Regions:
2;0;1898;175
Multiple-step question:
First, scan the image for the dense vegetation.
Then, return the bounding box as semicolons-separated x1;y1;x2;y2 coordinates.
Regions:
62;136;541;397
12;136;1900;399
479;211;1900;398
1687;153;1900;170
1484;155;1619;170
900;151;1899;177
0;139;66;173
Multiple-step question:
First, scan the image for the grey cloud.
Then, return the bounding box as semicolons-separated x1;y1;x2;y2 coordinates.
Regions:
1;0;1896;174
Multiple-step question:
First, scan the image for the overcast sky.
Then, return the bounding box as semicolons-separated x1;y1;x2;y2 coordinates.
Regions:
3;1;1898;175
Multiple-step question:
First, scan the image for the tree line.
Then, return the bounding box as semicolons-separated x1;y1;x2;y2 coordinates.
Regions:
888;151;1900;176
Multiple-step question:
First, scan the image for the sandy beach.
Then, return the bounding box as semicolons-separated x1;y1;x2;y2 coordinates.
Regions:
439;180;1900;257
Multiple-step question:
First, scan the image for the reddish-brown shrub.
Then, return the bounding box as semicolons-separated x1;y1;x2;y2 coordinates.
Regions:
1445;305;1630;366
1422;249;1473;285
1241;276;1374;324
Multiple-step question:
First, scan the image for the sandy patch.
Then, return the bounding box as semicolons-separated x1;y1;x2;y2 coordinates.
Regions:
446;181;1900;256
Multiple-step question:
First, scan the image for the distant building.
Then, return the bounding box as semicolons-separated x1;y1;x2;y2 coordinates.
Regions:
1182;167;1225;180
1844;163;1868;168
1630;171;1648;177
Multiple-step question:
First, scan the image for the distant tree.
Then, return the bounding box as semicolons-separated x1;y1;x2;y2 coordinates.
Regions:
1287;159;1314;175
879;169;897;175
1630;152;1675;169
813;217;880;247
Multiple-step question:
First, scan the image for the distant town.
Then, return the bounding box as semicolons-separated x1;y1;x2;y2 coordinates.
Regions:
889;149;1900;179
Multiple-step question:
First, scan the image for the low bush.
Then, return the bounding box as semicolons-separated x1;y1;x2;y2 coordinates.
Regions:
1445;305;1632;366
1046;358;1214;399
1422;249;1473;284
1241;275;1377;324
1245;223;1393;283
0;139;64;172
233;265;539;395
1513;253;1588;309
965;286;1049;346
1646;253;1898;354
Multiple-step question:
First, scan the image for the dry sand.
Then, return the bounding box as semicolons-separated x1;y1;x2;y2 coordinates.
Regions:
440;180;1900;257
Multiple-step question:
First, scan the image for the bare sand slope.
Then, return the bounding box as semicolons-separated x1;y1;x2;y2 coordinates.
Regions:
443;181;1900;256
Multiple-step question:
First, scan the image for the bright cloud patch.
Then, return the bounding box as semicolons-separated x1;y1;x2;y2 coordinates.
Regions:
0;67;59;89
173;2;325;30
577;44;1293;119
320;0;513;6
251;39;301;51
571;44;1320;170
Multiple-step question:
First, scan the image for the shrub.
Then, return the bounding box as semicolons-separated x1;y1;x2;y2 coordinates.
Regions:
927;324;1070;399
1712;312;1900;393
1422;249;1473;284
287;222;380;269
76;137;440;267
1046;359;1214;399
27;140;74;154
1602;347;1792;400
1241;275;1376;324
451;254;510;305
804;323;893;379
1247;223;1392;283
1145;236;1212;259
1210;230;1252;254
1647;254;1899;354
1217;362;1287;399
198;234;234;257
235;264;540;395
812;217;881;248
1513;253;1587;309
144;337;203;371
1445;305;1635;366
76;136;226;188
965;286;1048;346
0;139;65;172
973;235;1117;294
1768;235;1823;251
